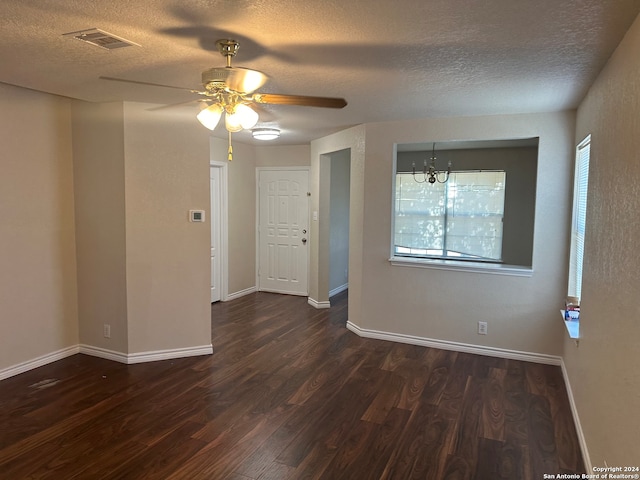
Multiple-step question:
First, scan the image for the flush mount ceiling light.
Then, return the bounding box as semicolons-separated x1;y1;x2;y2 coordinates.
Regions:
252;128;281;141
63;28;139;50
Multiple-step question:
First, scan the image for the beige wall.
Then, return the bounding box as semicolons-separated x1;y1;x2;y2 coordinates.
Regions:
72;101;212;356
210;137;257;296
71;101;129;353
311;125;367;317
312;113;576;356
361;113;574;356
122;103;212;353
255;144;311;167
0;83;78;372
565;14;640;466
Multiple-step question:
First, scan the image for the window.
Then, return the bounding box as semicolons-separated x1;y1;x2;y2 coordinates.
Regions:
394;171;506;262
568;135;590;300
392;139;538;272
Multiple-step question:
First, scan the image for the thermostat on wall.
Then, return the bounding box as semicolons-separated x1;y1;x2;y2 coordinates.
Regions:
189;210;205;222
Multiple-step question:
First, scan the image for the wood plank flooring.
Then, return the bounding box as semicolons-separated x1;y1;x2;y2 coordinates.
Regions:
0;290;585;479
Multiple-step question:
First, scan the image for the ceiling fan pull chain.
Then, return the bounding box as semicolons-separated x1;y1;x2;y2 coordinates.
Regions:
228;131;233;161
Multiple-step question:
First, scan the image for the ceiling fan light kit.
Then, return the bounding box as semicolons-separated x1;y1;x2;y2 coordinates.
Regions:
226;103;259;131
196;103;223;130
100;38;347;159
252;128;281;141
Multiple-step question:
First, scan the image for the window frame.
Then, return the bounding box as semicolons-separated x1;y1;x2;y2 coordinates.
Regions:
393;170;507;264
390;140;537;277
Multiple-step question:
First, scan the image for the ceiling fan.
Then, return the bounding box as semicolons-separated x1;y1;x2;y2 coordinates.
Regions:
101;39;347;157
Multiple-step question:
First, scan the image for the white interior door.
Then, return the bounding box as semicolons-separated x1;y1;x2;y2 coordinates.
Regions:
258;169;309;296
210;166;221;303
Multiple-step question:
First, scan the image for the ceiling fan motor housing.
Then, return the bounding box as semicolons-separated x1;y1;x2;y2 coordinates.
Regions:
202;68;232;92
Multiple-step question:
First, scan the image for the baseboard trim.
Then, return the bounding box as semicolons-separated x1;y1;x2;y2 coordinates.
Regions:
0;345;80;381
346;321;562;366
225;286;256;301
329;283;348;298
80;344;214;364
0;343;215;379
560;359;591;472
308;297;331;309
78;344;129;363
126;345;213;364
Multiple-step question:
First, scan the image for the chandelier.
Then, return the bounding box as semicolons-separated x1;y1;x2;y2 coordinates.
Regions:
412;143;452;184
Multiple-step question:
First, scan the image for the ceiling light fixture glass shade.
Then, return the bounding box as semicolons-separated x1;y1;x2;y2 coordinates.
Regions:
196;103;223;130
225;104;259;132
224;113;244;132
252;128;281;141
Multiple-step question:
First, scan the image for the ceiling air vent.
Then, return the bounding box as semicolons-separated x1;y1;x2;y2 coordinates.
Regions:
63;28;139;50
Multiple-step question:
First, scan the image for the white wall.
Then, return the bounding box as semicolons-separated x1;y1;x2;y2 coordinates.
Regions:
0;83;79;375
564;13;640;467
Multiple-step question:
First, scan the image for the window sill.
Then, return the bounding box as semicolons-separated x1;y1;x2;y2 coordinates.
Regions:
561;310;580;339
389;256;533;277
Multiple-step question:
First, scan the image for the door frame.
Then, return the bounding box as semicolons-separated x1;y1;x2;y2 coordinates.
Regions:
210;161;228;301
255;166;311;295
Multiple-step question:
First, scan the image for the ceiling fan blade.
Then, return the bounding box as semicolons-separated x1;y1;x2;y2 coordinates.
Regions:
201;67;268;94
147;99;205;111
227;68;269;93
252;93;347;108
99;76;202;94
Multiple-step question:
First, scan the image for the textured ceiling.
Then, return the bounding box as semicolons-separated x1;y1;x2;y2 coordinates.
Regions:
1;0;638;145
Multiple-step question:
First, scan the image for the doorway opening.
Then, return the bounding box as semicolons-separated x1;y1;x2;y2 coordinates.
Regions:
210;162;228;303
328;150;351;298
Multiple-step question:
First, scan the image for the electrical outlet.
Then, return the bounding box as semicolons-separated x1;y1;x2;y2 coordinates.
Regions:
103;324;111;338
478;321;488;335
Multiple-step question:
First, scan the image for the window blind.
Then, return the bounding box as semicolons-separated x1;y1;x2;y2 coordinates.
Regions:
394;171;506;261
568;136;591;299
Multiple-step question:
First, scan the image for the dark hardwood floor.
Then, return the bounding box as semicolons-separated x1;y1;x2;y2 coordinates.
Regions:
0;290;584;479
